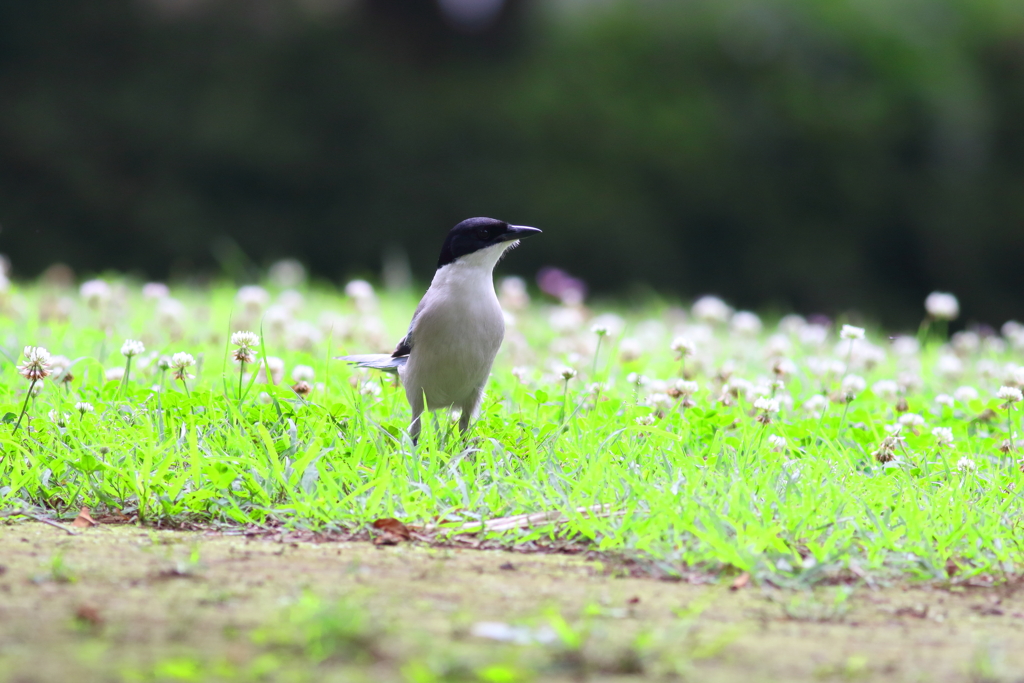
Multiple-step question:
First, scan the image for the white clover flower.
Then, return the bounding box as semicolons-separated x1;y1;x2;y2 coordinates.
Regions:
766;358;794;379
891;336;920;357
48;410;70;427
142;282;170;299
345;280;377;312
286;321;323;352
754;397;780;413
18;346;52;381
798;324;829;348
511;366;529;383
105;367;125;382
646;393;673;410
871;380;900;400
951;331;980;355
359;380;382;397
256;356;285;385
935;394;955;408
291;365;315;382
731;311;762;336
121;339;145;358
613;338;640;363
79;279;111;308
898;413;925;427
626;372;649;387
558;366;578;381
231;331;260;348
956;457;977;472
236;285;270;312
932;427;954;446
269;259;307;288
589;313;625;337
997;386;1023;404
549;306;585;334
635;415;656;426
935;354;963;379
498;276;530;311
840;324;865;340
170;352;196;380
953;386;979;403
591;323;609;336
767;434;786;451
49;356;72;383
841;374;867;396
925;292;959;320
75;402;94;415
778;314;806;335
670;336;696;357
803;395;828;414
692;295;732;324
674;380;699;396
156;297;186;327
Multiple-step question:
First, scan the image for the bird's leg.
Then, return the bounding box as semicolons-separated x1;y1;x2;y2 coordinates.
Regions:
408;388;424;445
458;386;485;435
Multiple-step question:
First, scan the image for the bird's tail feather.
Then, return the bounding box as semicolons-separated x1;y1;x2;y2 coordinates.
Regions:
337;354;406;375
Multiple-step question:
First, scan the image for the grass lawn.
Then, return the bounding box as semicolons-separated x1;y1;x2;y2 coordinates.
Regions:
1;274;1023;679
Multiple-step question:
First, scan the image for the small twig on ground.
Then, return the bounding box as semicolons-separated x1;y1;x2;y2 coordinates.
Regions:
0;509;79;535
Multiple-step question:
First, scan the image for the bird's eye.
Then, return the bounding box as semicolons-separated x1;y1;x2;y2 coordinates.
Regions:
476;228;491;240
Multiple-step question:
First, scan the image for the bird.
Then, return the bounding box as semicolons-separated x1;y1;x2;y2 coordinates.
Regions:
339;217;542;442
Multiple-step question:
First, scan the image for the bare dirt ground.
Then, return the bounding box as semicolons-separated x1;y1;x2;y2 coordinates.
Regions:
2;521;1023;682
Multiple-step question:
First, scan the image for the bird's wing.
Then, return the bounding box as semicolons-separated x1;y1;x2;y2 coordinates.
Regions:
391;299;427;358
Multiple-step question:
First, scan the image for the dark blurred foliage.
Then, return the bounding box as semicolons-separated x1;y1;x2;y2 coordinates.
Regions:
3;0;1024;326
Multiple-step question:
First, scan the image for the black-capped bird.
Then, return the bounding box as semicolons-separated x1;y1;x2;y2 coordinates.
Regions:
339;217;542;441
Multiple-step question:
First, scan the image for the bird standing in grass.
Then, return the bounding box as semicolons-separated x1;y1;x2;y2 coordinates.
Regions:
340;217;542;442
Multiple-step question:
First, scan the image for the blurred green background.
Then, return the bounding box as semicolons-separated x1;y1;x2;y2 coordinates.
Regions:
2;0;1024;326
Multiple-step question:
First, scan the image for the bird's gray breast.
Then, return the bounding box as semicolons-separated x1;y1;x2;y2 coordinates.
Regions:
401;286;505;408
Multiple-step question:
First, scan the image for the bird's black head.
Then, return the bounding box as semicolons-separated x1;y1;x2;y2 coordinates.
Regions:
436;217;542;269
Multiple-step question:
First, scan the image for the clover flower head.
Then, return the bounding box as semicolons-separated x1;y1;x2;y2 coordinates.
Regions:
925;292;959;320
79;279;111;307
142;282;170;299
840;324;865;340
692;295;732;324
674;380;699;396
841;374;866;397
953;386;979;403
591;323;609;337
75;402;94;415
932;427;954;446
731;311;762;336
18;346;52;381
559;366;577;381
935;394;955;408
997;386;1023;404
170;352;196;380
121;339;145;358
236;285;270;312
292;381;312;397
291;365;315;383
635;415;656;426
231;331;260;364
670;336;696;357
767;434;787;451
898;412;925;427
956;457;977;472
754;397;780;414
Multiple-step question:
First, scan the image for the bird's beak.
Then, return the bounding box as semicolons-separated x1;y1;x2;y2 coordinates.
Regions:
501;224;542;241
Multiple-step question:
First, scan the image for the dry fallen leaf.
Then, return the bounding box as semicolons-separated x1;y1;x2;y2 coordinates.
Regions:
71;507;98;529
730;572;750;591
371;517;411;545
74;604;103;628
